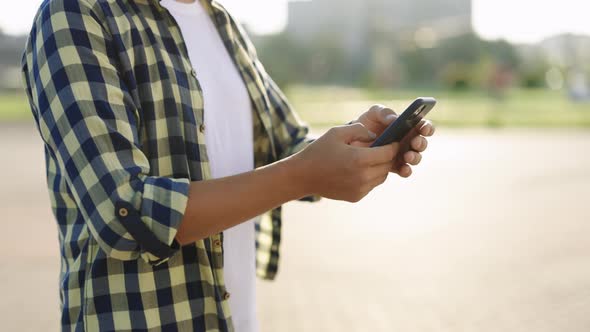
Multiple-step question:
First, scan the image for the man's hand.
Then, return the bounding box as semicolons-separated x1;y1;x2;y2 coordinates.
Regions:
291;123;399;202
351;104;435;178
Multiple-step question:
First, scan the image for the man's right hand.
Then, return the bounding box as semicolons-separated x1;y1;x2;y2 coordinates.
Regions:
291;123;399;202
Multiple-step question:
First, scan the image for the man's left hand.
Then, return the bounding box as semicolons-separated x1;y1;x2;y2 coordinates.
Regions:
350;104;436;178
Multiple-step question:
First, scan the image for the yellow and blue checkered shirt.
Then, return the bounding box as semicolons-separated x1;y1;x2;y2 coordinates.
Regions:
21;0;316;330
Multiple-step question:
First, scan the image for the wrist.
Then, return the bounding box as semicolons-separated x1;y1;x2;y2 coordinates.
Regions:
280;154;313;199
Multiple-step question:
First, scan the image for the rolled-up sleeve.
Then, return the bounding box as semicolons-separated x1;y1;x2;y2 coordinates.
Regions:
22;0;189;264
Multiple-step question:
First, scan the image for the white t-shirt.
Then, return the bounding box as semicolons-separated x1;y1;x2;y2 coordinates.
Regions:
159;1;259;331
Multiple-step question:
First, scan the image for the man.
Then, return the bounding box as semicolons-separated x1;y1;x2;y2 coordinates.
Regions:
21;0;435;331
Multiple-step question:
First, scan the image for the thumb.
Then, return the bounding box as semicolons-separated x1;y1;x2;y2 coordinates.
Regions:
338;123;377;144
376;107;398;126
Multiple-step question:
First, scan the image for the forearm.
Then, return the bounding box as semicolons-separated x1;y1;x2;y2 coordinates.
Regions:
175;156;308;245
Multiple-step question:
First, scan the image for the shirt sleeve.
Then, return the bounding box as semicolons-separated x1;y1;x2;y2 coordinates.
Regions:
22;0;189;265
260;69;316;160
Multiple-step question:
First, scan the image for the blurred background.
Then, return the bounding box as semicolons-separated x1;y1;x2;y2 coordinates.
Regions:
1;0;590;331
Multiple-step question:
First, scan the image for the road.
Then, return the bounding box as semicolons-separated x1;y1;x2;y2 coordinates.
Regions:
1;123;589;331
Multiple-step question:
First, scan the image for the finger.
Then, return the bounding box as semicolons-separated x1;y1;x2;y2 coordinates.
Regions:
419;120;435;137
398;164;413;178
390;158;403;173
410;135;428;152
390;162;400;174
366;104;397;125
377;107;397;126
404;123;423;141
404;151;422;166
368;104;386;115
337;123;377;144
354;142;400;165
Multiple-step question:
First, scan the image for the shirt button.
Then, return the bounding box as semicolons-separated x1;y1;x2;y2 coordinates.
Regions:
213;239;222;248
118;208;129;217
199;124;206;133
191;68;198;78
223;292;231;300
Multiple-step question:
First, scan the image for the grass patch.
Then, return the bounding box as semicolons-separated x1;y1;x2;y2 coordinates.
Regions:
2;87;590;128
0;93;32;121
285;86;590;128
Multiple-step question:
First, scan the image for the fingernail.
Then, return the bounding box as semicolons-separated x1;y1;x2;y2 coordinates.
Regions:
385;114;396;123
369;131;377;139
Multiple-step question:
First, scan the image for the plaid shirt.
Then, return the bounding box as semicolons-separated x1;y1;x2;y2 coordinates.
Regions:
21;0;317;330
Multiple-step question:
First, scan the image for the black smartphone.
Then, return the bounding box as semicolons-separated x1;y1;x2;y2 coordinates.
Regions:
370;97;437;147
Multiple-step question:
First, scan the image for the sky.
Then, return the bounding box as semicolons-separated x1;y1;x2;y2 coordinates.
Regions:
2;0;590;44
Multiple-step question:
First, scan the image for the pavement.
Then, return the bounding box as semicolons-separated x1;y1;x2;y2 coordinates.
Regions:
1;122;590;331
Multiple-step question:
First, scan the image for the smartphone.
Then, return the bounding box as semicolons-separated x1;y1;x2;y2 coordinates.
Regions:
370;97;437;147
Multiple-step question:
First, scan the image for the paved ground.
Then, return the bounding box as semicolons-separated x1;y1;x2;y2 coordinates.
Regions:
1;123;590;331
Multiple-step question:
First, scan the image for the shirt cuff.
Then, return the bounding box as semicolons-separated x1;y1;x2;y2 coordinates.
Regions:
116;176;190;265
